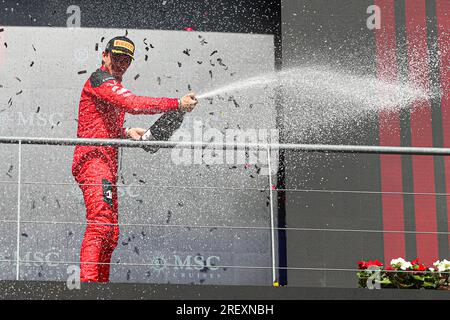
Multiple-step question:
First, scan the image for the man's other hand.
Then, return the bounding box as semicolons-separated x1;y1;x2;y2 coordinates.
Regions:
180;92;198;112
127;128;146;140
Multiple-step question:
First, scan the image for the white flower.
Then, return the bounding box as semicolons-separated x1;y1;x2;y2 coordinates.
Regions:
429;268;435;272
400;262;412;270
433;260;440;267
391;258;406;266
438;265;447;272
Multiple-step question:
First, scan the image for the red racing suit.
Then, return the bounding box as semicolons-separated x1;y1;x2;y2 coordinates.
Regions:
72;65;179;282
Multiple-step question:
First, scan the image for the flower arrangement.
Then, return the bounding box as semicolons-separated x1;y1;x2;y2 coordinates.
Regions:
357;258;450;289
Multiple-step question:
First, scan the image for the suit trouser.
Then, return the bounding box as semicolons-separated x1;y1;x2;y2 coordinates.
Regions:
75;158;119;282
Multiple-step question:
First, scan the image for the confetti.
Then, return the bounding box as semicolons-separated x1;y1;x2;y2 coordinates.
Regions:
4;42;7;48
149;44;154;48
210;50;218;56
32;45;36;52
145;55;148;61
166;210;172;223
6;165;13;178
56;199;61;208
157;77;161;85
100;37;105;42
134;74;140;80
0;29;4;32
177;61;182;67
183;48;191;56
21;233;28;237
16;90;23;95
209;70;213;79
30;61;34;67
197;61;203;64
95;43;99;51
125;30;128;36
15;77;21;82
134;246;140;255
78;70;87;75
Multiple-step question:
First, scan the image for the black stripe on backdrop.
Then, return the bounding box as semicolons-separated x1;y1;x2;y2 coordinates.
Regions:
0;0;280;34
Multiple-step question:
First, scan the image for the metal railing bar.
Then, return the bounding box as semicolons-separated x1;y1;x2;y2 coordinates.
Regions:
4;218;450;235
0;258;447;274
3;180;450;197
3;136;450;156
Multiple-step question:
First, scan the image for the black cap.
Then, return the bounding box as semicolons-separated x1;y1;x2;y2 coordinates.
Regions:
105;36;135;60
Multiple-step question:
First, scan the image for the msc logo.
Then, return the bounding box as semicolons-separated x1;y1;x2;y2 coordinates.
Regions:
150;255;220;274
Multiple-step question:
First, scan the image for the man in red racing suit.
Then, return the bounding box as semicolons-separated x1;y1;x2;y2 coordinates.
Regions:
72;36;197;282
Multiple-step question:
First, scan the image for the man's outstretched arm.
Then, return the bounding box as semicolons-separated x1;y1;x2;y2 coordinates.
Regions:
90;79;179;115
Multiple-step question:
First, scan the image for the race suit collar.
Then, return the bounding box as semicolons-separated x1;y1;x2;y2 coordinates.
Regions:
100;65;122;83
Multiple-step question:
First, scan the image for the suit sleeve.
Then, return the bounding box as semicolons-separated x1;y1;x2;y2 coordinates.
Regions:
91;80;179;115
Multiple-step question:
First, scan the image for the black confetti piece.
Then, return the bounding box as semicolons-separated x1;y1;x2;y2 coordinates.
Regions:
32;45;36;52
197;61;203;64
209;70;213;79
209;60;215;67
7;165;13;176
0;29;4;32
145;46;149;51
68;231;73;236
125;30;128;36
157;77;161;85
136;199;143;204
143;38;148;45
134;246;140;255
126;269;131;280
21;233;28;237
230;72;236;76
166;210;172;224
177;61;182;67
56;199;61;209
134;74;140;80
210;50;218;56
138;179;146;184
122;241;129;246
15;77;21;82
78;70;87;75
95;43;99;51
30;61;34;67
200;39;208;45
209;112;214;115
229;165;237;169
183;48;191;56
145;55;148;61
4;42;7;48
178;201;183;207
149;44;154;48
101;37;105;42
188;84;192;91
31;200;35;210
16;90;23;96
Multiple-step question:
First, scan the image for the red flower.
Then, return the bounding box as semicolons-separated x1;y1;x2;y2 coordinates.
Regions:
358;261;368;270
367;259;383;267
358;259;383;270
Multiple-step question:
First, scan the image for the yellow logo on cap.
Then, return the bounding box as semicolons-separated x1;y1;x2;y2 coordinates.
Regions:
114;40;134;53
